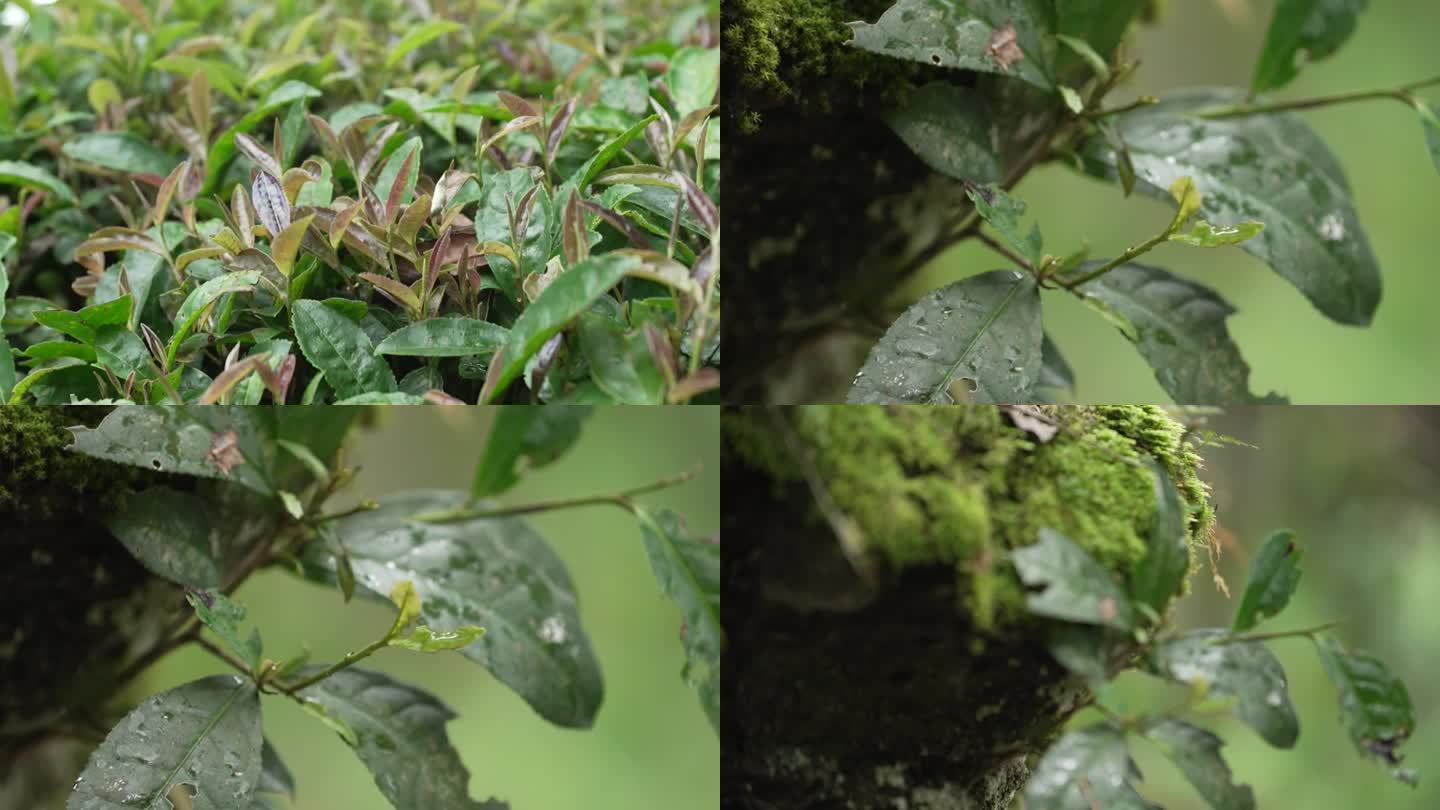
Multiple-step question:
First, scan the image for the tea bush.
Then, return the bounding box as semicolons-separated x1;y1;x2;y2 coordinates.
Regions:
0;0;720;404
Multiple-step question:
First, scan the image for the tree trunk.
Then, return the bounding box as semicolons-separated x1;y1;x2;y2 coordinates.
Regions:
721;405;1210;808
722;0;1056;403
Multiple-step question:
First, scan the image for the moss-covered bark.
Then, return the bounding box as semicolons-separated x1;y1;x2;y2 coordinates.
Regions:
722;405;1213;809
722;1;1102;402
0;406;292;808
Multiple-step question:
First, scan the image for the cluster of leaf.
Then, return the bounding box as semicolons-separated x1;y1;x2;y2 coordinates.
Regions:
63;405;719;809
843;0;1436;405
1013;462;1417;810
0;0;719;405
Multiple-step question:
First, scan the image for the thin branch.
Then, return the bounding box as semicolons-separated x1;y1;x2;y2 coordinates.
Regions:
977;230;1033;271
274;634;391;695
1218;621;1341;644
1056;228;1169;289
1088;95;1158;119
197;636;252;677
1195;73;1440;119
414;466;699;524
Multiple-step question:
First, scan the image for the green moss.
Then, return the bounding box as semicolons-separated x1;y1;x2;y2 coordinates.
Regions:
723;405;1214;628
0;404;140;523
722;0;923;131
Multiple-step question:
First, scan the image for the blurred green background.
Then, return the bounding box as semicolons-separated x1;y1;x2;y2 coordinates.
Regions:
902;0;1440;403
132;407;719;810
1069;407;1439;809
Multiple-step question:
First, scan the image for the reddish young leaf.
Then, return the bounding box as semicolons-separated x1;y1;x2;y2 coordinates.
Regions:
251;171;292;236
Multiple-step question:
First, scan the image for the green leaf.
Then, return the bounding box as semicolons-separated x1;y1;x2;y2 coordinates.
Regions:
665;46;720;116
152;55;246;101
576;312;665;404
1149;629;1299;749
204;81;321;194
258;739;295;799
1130;458;1189;616
633;507;720;732
300;491;603;728
375;318;508;357
568;114;659;192
34;295;132;345
1076;262;1283;404
94;325;151;382
296;668;508;809
167;271;263;365
882;82;1002;183
847;0;1055;90
291;299;398;399
1143;718;1257;810
68;406;276;495
0;159;77;203
69;675;262;810
1059;85;1084;114
186;589;264;672
1037;333;1075;397
1024;724;1157;809
1079;88;1380;325
0;235;12;401
106;486;220;588
848;270;1042;404
1169;219;1265;247
63;132;178;177
1232;530;1303;632
1054;32;1111;80
1412;98;1440;174
1012;527;1136;630
472;406;593;498
1313;633;1417;784
1056;0;1146;58
1045;623;1118;682
484;253;640;402
385;20;465;69
374;135;422;213
964;183;1043;267
1252;0;1368;95
389;624;488;652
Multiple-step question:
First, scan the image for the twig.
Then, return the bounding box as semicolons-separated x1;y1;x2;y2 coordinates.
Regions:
1218;621;1340;644
1195;73;1440;119
977;230;1033;271
414;466;699;524
1056;228;1170;289
274;634;391;695
197;636;252;677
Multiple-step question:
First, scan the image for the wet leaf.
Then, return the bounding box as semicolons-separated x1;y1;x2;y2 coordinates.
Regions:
1079;88;1380;325
1313;633;1417;784
472;406;593;498
0;159;77;203
1149;629;1300;749
1075;262;1283;404
375;317;509;357
1232;530;1303;632
63;132;179;176
484;253;641;401
69;675;261;810
106;486;220;588
186;589;263;672
300;491;603;728
1037;333;1075;397
633;507;720;732
848;270;1042;404
1143;718;1257;810
385;20;465;69
1025;724;1157;810
69;406;276;494
882;82;1002;184
848;0;1055;89
1130;458;1189;616
1252;0;1368;95
1013;528;1137;630
291;299;397;399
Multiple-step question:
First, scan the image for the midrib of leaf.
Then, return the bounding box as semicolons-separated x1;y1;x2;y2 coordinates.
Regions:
931;275;1025;402
150;679;250;808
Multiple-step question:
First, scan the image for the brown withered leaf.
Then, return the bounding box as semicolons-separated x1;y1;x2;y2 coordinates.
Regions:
1000;404;1059;442
207;430;245;474
984;22;1024;72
